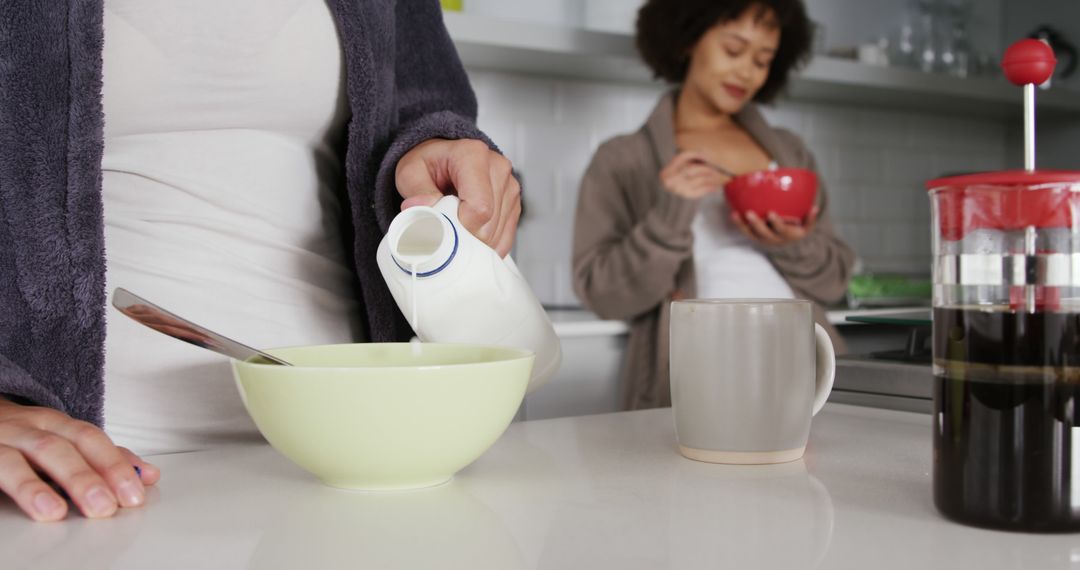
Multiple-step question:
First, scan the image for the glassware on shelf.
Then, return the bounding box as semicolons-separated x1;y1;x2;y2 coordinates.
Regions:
889;0;990;79
888;0;929;71
916;0;940;73
858;36;891;67
943;0;973;78
891;20;919;69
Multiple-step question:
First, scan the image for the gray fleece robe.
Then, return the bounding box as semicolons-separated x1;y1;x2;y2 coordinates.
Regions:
0;0;492;425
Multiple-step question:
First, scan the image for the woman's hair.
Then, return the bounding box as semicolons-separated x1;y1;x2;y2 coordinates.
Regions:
635;0;813;103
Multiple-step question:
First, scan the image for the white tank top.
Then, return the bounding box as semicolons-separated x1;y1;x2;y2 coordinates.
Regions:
691;192;795;300
101;0;362;455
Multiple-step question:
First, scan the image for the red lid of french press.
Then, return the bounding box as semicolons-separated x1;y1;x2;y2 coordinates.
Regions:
927;171;1080;240
926;169;1080;189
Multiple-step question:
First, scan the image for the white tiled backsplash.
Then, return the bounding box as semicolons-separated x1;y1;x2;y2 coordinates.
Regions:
469;68;1007;307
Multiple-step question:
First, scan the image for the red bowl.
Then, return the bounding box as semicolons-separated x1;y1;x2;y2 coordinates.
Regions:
723;168;818;223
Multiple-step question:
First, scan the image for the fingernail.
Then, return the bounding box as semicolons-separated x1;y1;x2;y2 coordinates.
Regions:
33;491;65;519
117;479;144;508
85;486;116;517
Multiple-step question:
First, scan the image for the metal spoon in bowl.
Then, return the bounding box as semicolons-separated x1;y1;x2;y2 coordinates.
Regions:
692;157;783;179
694;158;739;178
111;288;292;366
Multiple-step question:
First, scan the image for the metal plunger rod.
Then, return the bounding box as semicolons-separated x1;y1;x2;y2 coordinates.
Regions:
1024;83;1035;171
1025;225;1037;313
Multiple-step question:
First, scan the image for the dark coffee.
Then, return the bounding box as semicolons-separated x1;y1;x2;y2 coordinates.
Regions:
933;307;1080;531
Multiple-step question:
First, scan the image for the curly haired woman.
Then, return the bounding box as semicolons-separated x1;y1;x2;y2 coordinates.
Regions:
572;0;855;410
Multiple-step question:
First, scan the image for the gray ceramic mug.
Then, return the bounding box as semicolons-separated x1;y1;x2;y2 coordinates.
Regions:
670;299;835;464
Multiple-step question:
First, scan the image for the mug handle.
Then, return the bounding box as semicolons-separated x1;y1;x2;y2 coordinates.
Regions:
811;324;836;416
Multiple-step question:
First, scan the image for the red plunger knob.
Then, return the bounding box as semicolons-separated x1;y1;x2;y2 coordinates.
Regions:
1001;39;1057;85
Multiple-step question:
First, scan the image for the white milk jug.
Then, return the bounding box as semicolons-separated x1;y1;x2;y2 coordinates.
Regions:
376;196;560;393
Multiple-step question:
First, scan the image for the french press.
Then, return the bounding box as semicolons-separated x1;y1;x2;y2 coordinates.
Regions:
927;39;1080;531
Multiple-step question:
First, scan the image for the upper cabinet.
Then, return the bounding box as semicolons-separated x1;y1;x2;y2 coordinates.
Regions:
443;11;1080;119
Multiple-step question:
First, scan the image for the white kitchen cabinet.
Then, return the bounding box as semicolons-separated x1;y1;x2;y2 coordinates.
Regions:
443;11;1080;119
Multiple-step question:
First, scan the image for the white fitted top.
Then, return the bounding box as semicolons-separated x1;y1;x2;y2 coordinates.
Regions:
101;0;361;454
691;191;795;300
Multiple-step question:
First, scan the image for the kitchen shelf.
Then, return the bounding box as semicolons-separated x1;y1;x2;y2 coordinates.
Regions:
444;12;1080;119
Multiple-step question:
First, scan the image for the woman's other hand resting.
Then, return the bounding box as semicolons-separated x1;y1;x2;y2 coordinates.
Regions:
0;398;159;521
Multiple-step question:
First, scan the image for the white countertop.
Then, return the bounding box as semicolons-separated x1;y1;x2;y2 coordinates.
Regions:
4;404;1077;569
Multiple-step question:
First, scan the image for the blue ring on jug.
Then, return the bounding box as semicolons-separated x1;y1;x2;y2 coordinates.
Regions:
392;213;459;277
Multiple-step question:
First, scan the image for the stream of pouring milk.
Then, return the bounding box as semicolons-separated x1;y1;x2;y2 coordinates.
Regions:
398;214;443;359
407;261;422;357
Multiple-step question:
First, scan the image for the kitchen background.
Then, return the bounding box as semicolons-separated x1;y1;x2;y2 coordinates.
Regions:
438;0;1080;418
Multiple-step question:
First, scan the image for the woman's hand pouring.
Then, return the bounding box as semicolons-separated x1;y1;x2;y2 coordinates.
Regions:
396;139;522;257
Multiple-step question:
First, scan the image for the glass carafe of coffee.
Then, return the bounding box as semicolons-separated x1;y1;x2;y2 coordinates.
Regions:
928;38;1080;531
929;171;1080;531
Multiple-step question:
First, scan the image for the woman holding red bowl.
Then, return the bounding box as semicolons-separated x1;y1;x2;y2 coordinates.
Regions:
572;0;855;410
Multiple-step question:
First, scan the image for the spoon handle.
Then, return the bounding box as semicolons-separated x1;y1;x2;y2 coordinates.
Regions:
677;152;738;178
697;159;738;178
111;288;291;366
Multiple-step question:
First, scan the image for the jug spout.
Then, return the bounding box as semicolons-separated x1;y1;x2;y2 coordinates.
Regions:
385;205;458;276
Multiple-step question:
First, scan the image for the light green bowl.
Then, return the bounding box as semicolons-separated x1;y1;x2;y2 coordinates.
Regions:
231;343;533;490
